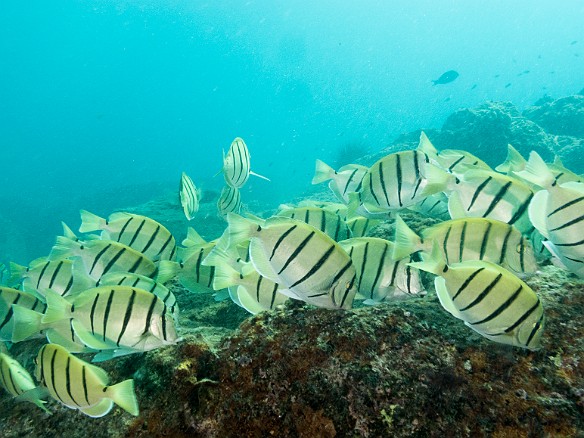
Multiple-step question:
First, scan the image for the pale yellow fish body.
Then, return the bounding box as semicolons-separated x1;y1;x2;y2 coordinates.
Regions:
35;344;138;417
276;206;350;242
179;172;200;221
0;287;46;342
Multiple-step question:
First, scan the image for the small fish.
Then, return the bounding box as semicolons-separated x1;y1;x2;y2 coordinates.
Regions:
339;237;425;303
0;287;46;342
176;240;218;293
311;159;369;204
222;137;269;188
35;344;139;417
276;205;351;242
42;286;179;361
570;40;578;45
432;70;459;85
217;185;242;217
470;84;478;90
410;245;544;350
9;258;94;298
505;83;512;88
49;235;163;282
223;214;357;309
447;168;535;234
418;131;491;172
79;210;177;262
393;216;538;276
346;216;382;238
516;152;584;277
179;172;200;221
204;246;289;314
0;350;49;413
350;139;453;214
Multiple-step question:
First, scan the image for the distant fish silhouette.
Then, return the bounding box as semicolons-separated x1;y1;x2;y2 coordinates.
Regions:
432;70;459;85
470;84;478;90
570;40;578;45
505;83;512;88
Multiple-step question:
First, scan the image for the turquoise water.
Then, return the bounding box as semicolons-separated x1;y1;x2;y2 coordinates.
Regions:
1;1;583;263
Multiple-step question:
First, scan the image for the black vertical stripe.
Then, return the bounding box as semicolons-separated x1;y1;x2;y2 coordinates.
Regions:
90;294;100;335
548;213;584;232
0;294;19;331
468;176;493;211
448;155;465;172
378;161;391;207
82;365;90;405
141;225;161;254
288;244;335;288
101;247;127;276
343;168;359;195
470;284;523;325
36;261;51;289
65;357;80;406
50;348;65;403
161;305;168;341
269;225;298;261
333;216;341;241
128;220;146;247
458;221;467;262
143;294;158;335
370;244;388;299
452;267;485;301
547;195;584;217
396;154;403;207
269;282;279;308
278;231;315;275
117;289;136;346
63;275;74;296
479;222;492;260
525;314;544;348
89;243;112;275
368;172;381;206
508;192;533;225
156;234;174;259
127;255;144;275
102;289;115;341
320;210;326;234
459;273;503;311
504;298;540;333
339;273;356;308
357;243;369;291
256;274;263;301
499;227;513;264
443;226;452;264
195;248;204;282
482;181;512;218
117;217;134;242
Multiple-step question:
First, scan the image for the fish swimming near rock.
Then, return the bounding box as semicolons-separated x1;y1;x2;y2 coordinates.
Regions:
432;70;459;85
0;287;46;342
34;343;139;417
222;137;269;188
516;152;584;278
410;245;544;350
275;205;351;242
0;349;49;413
179;172;201;221
79;210;177;262
217;184;242;217
311;159;369;204
223;214;357;309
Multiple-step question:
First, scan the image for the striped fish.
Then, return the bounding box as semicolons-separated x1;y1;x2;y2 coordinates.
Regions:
411;245;544;350
354;148;453;214
9;259;93;298
517;152;584;277
408;192;450;220
176;241;218;293
179;172;200;221
392;216;538;276
34;344;139;417
311;159;369;204
217;184;242;217
42;286;178;359
276;206;351;242
447;168;535;234
418;131;491;173
346;217;382;238
224;214;357;309
79;210;177;262
339;237;424;303
49;236;159;282
0;287;46;342
0;351;49;412
204;246;289;314
97;272;178;316
297;200;349;220
222;137;269;188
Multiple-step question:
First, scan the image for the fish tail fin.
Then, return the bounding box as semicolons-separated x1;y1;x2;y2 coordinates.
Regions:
407;241;446;275
421;164;454;197
48;235;80;261
41;289;72;324
392;215;422;260
311;159;335;184
250;170;271;182
226;213;256;246
516;152;555;188
182;227;206;247
8;262;27;287
156;261;180;284
495;144;526;174
107;379;139;416
212;260;242;291
11;306;43;342
79;210;106;233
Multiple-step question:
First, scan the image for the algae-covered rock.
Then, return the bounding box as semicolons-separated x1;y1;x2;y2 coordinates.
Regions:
523;95;584;138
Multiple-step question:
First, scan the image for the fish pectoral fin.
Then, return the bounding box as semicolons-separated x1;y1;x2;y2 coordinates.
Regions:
434;277;463;320
79;399;114;418
71;320;114;351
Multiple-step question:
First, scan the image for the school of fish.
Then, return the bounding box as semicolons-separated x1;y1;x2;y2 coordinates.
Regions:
1;134;582;419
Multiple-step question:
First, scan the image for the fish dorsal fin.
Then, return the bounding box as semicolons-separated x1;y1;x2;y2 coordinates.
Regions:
495;144;526;174
182;227;207;247
417;131;438;156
